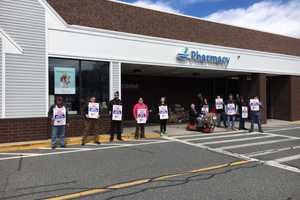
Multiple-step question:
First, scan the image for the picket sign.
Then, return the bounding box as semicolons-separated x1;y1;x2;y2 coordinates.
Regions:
112;105;122;121
88;103;100;119
53;106;66;126
137;109;147;124
159;106;169;120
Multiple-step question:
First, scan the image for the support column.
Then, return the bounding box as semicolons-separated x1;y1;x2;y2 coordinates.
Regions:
290;76;300;121
109;61;121;100
258;74;267;123
251;74;267;124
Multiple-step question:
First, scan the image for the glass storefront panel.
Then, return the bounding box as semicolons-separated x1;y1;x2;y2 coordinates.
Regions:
49;58;109;115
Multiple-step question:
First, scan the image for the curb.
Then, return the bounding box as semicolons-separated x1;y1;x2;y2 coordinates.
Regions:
0;132;161;153
288;121;300;125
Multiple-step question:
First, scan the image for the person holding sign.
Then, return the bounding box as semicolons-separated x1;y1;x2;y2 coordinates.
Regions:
249;96;263;133
158;97;169;136
201;98;210;116
215;96;227;128
48;96;69;149
109;91;123;142
238;96;248;130
133;97;149;139
81;96;101;145
225;94;238;130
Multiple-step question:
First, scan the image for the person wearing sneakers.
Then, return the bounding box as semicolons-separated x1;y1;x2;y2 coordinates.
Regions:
81;96;101;145
48;96;69;149
109;91;123;142
133;97;149;139
225;94;238;130
158;97;169;136
249;96;263;133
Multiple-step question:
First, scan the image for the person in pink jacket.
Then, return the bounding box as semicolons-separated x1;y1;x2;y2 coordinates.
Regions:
133;97;149;139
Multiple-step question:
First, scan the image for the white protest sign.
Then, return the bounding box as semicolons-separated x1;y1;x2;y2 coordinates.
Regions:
159;106;169;120
137;109;147;124
215;98;223;110
250;99;260;111
227;103;236;115
242;106;248;119
88;103;100;119
53;106;66;126
112;105;122;121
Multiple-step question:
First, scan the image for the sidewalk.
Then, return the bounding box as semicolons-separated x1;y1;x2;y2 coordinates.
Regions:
0;119;295;152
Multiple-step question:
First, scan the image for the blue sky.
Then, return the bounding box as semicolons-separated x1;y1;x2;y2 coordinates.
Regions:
118;0;262;17
115;0;300;38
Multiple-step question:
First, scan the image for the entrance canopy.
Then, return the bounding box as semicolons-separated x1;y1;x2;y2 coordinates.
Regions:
122;63;250;78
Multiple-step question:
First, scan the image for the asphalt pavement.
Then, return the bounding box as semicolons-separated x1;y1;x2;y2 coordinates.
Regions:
0;125;299;200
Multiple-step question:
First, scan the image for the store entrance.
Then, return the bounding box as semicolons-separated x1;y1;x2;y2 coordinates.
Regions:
121;63;249;122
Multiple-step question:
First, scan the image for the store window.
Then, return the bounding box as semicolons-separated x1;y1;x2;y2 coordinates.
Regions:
49;58;110;115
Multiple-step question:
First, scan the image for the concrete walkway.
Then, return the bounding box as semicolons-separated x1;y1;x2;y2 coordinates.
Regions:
0;119;295;152
124;119;295;137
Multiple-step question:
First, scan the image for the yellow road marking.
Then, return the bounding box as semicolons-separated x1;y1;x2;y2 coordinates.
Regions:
107;179;151;189
0;133;160;153
46;160;253;200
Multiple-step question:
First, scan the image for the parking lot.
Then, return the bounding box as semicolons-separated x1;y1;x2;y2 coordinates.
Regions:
0;126;299;200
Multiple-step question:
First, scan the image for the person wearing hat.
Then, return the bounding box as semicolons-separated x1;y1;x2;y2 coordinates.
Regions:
109;91;123;142
48;96;69;149
81;96;101;145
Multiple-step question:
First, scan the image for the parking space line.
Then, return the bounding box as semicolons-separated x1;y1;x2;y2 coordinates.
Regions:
262;132;300;140
197;135;276;145
272;154;300;163
38;147;93;150
0;152;42;156
264;161;300;173
164;136;258;162
245;145;300;157
265;127;300;133
184;132;263;142
219;138;296;150
0;140;173;161
172;130;245;139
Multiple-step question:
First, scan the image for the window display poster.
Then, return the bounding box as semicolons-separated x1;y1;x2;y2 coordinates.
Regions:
54;67;76;94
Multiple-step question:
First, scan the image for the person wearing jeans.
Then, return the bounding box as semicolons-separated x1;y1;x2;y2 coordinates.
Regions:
133;97;149;139
249;96;263;133
225;94;237;130
48;96;69;149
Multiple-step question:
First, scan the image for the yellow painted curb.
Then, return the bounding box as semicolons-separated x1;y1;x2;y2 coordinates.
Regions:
289;120;300;125
46;160;253;200
0;132;160;153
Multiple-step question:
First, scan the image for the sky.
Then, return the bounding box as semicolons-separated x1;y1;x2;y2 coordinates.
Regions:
114;0;300;39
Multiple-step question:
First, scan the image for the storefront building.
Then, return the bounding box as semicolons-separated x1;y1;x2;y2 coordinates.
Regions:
0;0;300;143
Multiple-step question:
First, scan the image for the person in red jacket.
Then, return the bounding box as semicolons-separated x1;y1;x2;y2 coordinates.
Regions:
133;97;149;139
